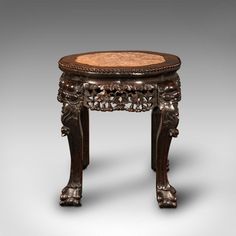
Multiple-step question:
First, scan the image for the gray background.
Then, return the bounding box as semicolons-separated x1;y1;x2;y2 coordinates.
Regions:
1;0;236;235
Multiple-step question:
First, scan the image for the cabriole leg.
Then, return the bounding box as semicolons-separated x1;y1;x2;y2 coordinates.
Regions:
152;108;170;172
60;103;83;206
153;78;181;208
154;95;180;208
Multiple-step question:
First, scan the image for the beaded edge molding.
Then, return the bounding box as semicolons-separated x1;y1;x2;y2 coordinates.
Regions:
58;62;181;75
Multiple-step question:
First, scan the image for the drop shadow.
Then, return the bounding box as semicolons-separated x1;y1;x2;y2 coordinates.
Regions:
162;148;206;211
87;147;199;174
83;171;154;207
58;147;204;210
154;184;205;214
85;146;149;173
168;148;200;172
85;154;127;173
177;184;204;209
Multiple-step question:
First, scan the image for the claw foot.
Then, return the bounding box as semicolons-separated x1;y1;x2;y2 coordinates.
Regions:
60;185;82;207
156;184;177;208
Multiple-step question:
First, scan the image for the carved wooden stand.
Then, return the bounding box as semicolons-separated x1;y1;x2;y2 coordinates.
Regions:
57;51;182;208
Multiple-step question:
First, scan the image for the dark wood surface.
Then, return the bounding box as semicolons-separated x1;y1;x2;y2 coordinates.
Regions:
58;50;181;78
57;50;181;208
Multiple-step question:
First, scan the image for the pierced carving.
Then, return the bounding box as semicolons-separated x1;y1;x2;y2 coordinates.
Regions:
57;73;160;112
58;73;181;116
83;83;157;112
58;74;181;137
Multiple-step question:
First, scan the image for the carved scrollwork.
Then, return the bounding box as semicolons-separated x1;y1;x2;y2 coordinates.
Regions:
60;102;82;137
57;74;84;106
158;77;181;137
57;74;84;136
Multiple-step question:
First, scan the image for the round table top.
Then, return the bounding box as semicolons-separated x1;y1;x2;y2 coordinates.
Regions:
58;50;181;77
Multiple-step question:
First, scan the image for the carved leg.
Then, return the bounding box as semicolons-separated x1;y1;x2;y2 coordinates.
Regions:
151;108;160;171
154;104;179;208
60;103;83;207
151;109;169;172
81;106;89;169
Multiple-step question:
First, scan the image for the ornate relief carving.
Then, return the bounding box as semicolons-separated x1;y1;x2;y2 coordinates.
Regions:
158;77;181;137
57;75;84;106
58;78;84;206
60;103;81;136
60;185;82;206
83;83;157;112
58;74;181;136
57;71;182;208
57;75;83;136
154;77;181;208
156;184;177;208
57;74;160;112
58;73;181;116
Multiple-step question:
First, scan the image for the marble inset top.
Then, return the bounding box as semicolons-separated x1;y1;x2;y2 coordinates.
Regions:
75;52;166;67
58;51;181;77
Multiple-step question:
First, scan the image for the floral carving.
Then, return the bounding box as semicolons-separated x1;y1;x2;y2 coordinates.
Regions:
83;83;157;112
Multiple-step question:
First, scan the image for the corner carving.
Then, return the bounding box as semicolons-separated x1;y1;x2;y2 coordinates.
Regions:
158;77;181;137
57;74;83;136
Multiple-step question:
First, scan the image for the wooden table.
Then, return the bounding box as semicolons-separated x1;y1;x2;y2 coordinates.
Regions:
57;50;182;208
